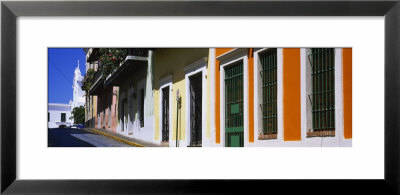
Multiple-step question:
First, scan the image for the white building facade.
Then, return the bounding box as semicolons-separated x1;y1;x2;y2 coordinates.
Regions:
48;103;72;128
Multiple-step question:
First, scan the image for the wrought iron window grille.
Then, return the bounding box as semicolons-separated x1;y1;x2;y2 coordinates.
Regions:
259;48;278;135
308;48;335;133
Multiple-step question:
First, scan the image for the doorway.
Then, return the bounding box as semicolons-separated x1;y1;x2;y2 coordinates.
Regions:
224;61;244;147
121;98;127;132
189;73;202;147
161;86;170;143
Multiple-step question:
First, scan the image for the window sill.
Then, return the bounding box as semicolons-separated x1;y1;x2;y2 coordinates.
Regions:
307;130;335;138
160;141;169;147
258;133;277;140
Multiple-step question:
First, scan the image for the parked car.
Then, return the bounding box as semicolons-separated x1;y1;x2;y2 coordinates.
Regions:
77;124;85;129
58;125;67;128
70;124;84;129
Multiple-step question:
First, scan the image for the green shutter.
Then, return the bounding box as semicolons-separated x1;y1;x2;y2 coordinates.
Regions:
260;49;277;134
309;48;335;131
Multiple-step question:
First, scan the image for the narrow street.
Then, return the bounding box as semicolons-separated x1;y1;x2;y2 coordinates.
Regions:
48;128;133;147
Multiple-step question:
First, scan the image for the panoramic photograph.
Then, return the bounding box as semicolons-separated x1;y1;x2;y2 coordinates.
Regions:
48;48;352;147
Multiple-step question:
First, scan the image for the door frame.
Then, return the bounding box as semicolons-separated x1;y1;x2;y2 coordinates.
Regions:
137;79;145;130
217;49;249;147
188;72;203;146
184;58;207;147
127;86;135;135
122;98;128;132
158;75;173;146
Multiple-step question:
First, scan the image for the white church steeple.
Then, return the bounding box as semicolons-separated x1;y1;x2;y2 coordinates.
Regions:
70;59;85;114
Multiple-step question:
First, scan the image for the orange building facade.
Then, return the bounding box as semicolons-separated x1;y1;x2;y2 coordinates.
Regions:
209;48;352;147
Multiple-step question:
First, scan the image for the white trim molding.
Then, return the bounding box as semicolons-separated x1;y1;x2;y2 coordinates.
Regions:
159;75;173;87
208;48;216;146
216;48;248;63
300;48;350;147
183;57;208;73
158;75;173;146
251;48;284;147
218;49;249;147
184;58;207;147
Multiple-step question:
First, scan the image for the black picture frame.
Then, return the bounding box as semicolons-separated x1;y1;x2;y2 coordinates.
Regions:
1;0;399;194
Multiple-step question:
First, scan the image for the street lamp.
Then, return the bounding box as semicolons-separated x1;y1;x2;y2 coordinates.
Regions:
176;89;181;147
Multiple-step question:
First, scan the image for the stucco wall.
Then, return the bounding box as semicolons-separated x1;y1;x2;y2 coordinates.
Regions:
48;104;72;128
342;48;352;139
214;48;234;144
212;48;352;147
153;49;208;146
116;62;154;143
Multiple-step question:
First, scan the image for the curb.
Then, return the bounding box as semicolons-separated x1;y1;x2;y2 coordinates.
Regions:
83;128;144;147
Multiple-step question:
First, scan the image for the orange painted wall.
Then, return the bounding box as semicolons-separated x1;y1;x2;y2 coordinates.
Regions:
215;48;233;144
247;49;254;142
215;48;234;57
214;48;255;143
283;48;302;141
343;48;352;139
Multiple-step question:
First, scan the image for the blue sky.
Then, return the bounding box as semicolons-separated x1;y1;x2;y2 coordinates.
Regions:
48;48;86;104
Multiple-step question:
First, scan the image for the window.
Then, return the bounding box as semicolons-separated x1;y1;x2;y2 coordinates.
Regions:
308;48;335;136
259;49;277;136
140;88;144;128
61;113;66;122
48;112;50;122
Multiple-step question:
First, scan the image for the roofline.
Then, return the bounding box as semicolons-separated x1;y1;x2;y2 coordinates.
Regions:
48;103;71;107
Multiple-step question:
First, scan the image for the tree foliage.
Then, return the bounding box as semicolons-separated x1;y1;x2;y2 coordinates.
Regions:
98;48;127;79
70;106;85;125
81;68;96;91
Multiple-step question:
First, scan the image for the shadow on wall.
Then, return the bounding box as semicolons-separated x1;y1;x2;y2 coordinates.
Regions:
117;65;147;132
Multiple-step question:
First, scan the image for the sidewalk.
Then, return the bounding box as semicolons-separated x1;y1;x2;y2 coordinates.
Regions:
82;128;162;147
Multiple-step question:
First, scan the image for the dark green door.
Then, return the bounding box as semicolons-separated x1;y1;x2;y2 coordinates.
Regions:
224;61;244;147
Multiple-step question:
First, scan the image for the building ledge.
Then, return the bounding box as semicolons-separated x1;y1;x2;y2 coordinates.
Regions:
306;130;335;138
104;54;148;86
216;48;248;64
88;71;104;95
258;133;277;140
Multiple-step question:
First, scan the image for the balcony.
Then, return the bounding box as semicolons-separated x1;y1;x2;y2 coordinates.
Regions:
104;49;149;86
87;48;99;62
88;70;104;95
